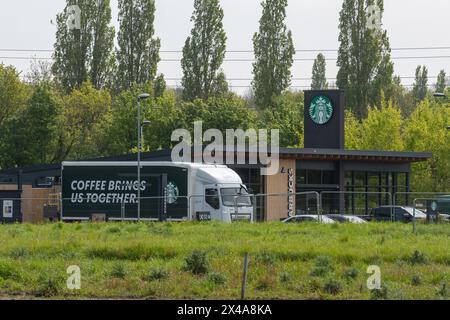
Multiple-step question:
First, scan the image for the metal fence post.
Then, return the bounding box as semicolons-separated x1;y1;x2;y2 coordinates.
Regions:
241;253;249;300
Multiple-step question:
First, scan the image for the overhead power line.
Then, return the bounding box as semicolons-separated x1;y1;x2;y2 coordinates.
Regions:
3;55;450;62
2;46;450;53
164;76;440;81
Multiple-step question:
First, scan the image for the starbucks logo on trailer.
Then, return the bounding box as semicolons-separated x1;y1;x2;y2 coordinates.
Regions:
166;182;179;204
309;95;334;125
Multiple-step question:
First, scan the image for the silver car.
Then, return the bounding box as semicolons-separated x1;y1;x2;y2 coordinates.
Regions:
282;215;336;224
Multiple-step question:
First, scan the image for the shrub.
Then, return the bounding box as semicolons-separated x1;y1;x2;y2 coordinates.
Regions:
310;256;334;277
343;268;359;281
411;275;422;286
184;250;209;275
208;272;227;286
279;271;293;283
437;282;448;298
106;226;121;234
370;285;389;300
35;274;64;297
255;250;277;265
255;276;274;291
408;250;429;265
0;261;20;281
323;279;342;295
9;247;29;259
110;263;126;279
145;267;169;281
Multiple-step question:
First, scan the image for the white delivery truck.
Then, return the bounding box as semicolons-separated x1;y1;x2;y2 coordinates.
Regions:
61;161;254;222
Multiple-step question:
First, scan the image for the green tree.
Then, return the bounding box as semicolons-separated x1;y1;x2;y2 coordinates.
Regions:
0;84;62;168
336;0;393;118
311;53;328;90
413;65;428;102
181;0;227;101
436;69;446;93
211;71;229;98
58;82;112;160
153;73;166;98
359;99;404;151
252;0;295;108
0;65;30;128
259;92;304;147
403;100;450;192
52;0;115;92
116;0;161;90
344;110;362;149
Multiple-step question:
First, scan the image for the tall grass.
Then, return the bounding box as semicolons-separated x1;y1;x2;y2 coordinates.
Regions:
0;222;448;299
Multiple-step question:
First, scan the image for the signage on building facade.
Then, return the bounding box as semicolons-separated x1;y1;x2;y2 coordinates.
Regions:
3;200;13;218
309;95;334;125
287;168;295;217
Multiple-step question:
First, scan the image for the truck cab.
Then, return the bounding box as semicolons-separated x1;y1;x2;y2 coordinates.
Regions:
191;165;254;222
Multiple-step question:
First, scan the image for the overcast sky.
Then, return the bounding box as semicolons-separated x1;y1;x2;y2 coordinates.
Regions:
0;0;449;94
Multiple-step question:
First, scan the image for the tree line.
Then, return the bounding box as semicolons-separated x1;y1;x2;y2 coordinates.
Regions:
0;0;449;192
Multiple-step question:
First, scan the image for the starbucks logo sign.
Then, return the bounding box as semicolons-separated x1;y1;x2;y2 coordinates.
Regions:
166;182;179;204
309;95;333;125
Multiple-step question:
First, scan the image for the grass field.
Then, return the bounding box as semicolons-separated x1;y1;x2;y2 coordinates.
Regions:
0;221;449;300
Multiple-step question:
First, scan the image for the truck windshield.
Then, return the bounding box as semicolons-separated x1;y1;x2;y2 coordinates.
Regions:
220;188;252;207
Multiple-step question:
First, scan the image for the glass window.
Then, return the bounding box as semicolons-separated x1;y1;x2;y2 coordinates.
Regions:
368;173;379;187
354;172;366;187
307;170;321;185
322;171;335;184
205;189;220;209
344;171;353;186
220;188;252;207
296;169;306;185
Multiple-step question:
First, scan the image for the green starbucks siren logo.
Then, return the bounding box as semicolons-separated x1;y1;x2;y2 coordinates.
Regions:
309;95;333;125
166;182;179;204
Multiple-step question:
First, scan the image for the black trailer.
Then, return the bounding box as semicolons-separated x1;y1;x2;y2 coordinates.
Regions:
61;162;189;221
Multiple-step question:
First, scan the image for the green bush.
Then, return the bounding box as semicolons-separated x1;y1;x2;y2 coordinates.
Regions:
145;267;169;281
279;271;293;283
208;272;227;286
411;275;422;286
35;274;64;297
184;250;209;275
110;263;126;279
408;250;429;265
255;250;277;265
310;256;334;277
323;279;342;295
106;226;121;234
437;282;448;298
370;285;389;300
343;267;359;281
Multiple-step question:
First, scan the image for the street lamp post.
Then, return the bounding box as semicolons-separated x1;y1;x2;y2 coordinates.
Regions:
137;93;150;222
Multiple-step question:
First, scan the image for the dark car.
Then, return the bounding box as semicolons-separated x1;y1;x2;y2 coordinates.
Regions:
371;206;427;222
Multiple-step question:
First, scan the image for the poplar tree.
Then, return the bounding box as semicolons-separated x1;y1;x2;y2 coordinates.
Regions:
116;0;161;90
336;0;393;118
252;0;295;108
413;65;428;102
52;0;115;92
436;69;446;93
181;0;227;101
311;53;328;90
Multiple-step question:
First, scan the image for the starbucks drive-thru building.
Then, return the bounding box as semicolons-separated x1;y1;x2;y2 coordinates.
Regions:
0;90;432;223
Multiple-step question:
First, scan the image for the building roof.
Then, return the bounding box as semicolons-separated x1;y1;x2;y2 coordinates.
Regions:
0;147;432;176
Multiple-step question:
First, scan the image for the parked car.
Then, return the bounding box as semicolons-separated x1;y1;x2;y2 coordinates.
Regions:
327;214;367;224
371;206;427;222
282;215;336;224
